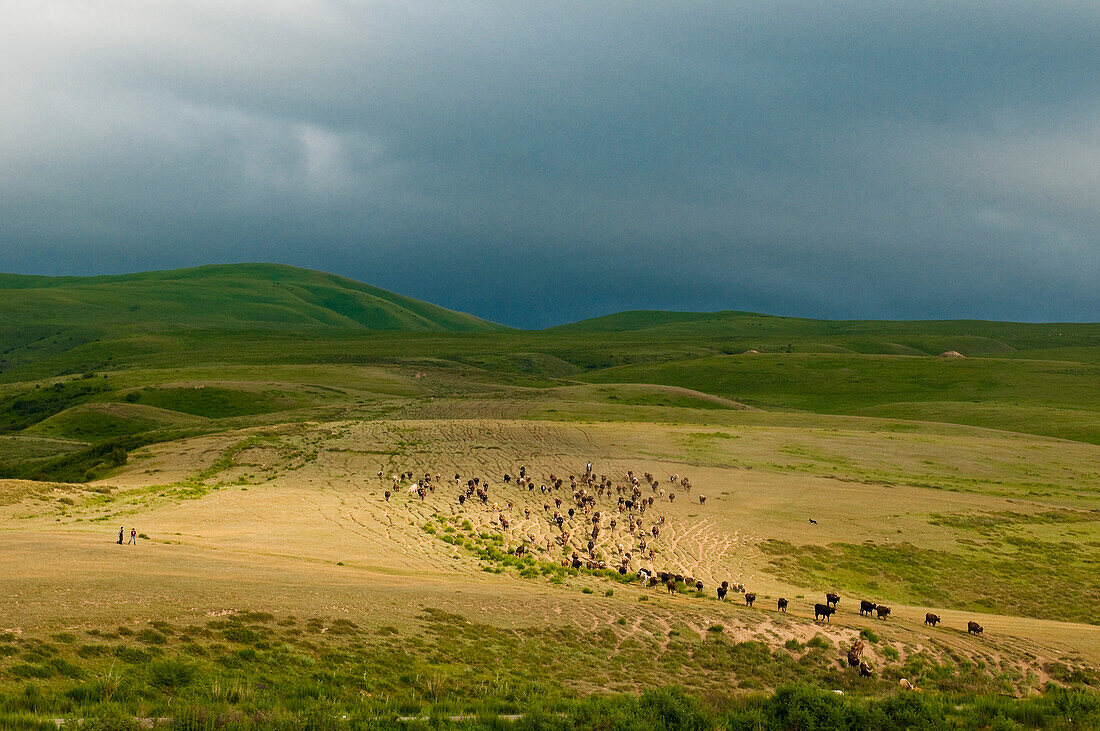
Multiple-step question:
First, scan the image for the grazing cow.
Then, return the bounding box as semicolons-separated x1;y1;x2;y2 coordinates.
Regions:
859;661;873;677
875;606;891;620
717;585;728;600
384;490;390;502
967;621;983;635
826;592;840;608
860;600;876;616
666;578;677;595
777;598;788;613
745;593;756;607
925;613;941;627
847;649;861;667
850;639;864;657
699;496;706;505
695;580;704;592
814;603;835;622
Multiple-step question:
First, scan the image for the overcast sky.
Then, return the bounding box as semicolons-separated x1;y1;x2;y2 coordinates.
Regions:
2;1;1097;327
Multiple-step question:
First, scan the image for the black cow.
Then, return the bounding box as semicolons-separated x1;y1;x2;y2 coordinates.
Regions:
925;613;940;627
968;621;984;635
814;603;835;622
777;598;788;613
745;593;756;607
860;600;876;616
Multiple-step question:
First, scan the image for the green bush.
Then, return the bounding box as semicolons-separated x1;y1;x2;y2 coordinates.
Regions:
147;658;196;690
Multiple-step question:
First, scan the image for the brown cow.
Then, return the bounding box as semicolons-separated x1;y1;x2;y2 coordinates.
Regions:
859;661;874;677
826;592;840;608
666;578;677;595
699;495;706;505
967;621;983;635
875;605;891;620
925;613;940;627
744;593;756;607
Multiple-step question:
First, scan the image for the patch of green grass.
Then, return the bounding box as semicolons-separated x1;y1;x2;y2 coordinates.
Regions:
582;352;1100;443
124;386;288;419
761;535;1100;624
603;391;729;410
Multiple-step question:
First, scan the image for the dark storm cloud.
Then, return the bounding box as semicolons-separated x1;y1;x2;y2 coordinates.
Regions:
1;1;1097;326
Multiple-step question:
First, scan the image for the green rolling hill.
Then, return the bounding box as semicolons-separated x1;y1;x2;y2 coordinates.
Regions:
0;263;1097;482
0;263;505;333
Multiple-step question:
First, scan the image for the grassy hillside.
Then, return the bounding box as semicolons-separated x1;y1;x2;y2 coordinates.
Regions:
556;310;1100;360
0;267;1097;481
580;353;1100;443
1;273;1099;727
0;263;504;334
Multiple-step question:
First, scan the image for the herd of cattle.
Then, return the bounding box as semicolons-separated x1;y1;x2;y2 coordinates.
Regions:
646;575;985;640
380;462;987;665
383;462;700;575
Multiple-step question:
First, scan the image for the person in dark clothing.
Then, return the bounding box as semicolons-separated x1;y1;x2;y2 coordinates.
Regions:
118;527;124;545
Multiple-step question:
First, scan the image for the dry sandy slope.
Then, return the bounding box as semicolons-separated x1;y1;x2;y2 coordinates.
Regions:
3;417;1099;681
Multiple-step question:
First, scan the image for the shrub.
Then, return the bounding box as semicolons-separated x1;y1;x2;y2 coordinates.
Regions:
148;658;197;690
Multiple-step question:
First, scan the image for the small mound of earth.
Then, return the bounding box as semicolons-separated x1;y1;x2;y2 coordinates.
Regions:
939;350;965;358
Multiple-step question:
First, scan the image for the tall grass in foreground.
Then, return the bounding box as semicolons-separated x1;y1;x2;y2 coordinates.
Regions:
2;684;1096;729
2;608;1098;729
